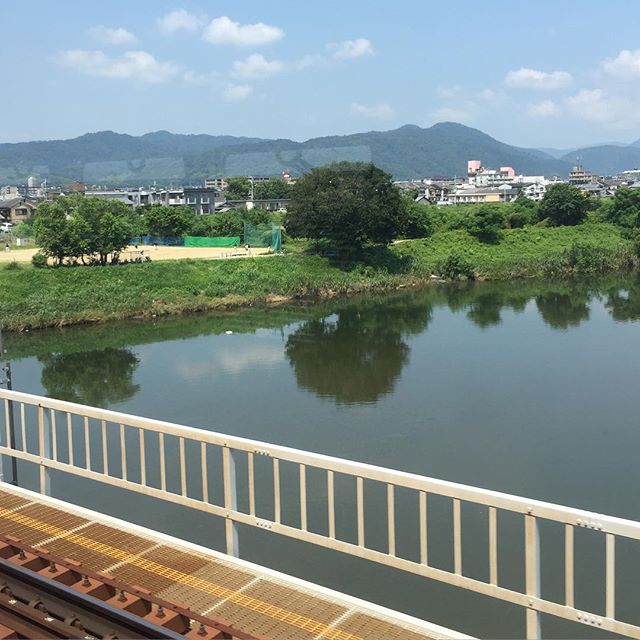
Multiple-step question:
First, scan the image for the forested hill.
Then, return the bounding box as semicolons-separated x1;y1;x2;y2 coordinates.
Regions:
0;123;572;185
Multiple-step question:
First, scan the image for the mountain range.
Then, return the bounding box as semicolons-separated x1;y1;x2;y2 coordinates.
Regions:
1;123;639;186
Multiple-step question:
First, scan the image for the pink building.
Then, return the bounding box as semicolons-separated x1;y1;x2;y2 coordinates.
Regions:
468;160;482;176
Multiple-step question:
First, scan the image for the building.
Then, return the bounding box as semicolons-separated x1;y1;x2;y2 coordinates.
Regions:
568;163;595;185
0;197;37;223
447;185;519;204
183;187;224;214
204;177;228;191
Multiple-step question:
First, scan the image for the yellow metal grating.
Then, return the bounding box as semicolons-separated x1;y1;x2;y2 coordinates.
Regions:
330;612;436;640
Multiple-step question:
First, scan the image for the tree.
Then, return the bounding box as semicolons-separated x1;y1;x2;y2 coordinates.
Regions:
254;178;292;200
539;183;588;226
285;162;406;247
224;177;251;201
463;205;504;243
144;205;194;237
34;196;136;265
604;187;640;228
402;195;433;239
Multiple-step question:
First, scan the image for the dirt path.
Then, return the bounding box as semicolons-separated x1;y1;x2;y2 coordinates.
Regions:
0;245;271;263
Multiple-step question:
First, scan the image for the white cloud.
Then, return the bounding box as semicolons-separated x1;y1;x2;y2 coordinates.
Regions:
350;102;393;120
528;99;561;118
327;38;373;60
89;26;137;45
601;49;640;78
203;16;283;46
183;70;221;86
232;53;284;79
564;89;640;128
224;83;252;101
59;50;177;83
477;88;498;101
432;106;472;122
505;68;572;89
435;85;462;99
158;9;204;34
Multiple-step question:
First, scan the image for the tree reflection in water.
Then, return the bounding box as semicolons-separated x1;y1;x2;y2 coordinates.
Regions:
39;347;140;407
285;298;431;404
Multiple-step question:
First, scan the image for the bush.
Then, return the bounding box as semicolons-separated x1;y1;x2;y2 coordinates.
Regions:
4;260;22;271
463;205;504;243
539;183;589;226
31;251;48;268
435;252;475;280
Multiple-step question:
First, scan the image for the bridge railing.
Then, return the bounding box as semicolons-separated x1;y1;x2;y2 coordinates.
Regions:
1;389;639;639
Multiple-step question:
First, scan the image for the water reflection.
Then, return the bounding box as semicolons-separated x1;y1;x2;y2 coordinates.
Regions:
535;292;590;329
285;297;431;404
40;347;140;407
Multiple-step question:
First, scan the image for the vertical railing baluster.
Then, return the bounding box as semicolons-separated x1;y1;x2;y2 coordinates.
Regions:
37;405;51;495
453;498;462;575
387;484;396;557
200;442;208;503
525;514;541;639
120;424;127;481
489;506;498;585
299;463;307;531
3;399;10;448
50;409;57;461
139;429;146;486
101;420;108;476
564;524;574;608
84;417;91;471
273;458;281;524
67;413;74;466
159;432;166;491
248;452;256;516
606;534;615;619
20;403;26;452
327;470;335;539
179;437;186;497
419;490;427;565
357;477;365;547
222;447;239;557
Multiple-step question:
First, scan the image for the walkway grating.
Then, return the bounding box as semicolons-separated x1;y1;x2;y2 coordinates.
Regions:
0;485;470;640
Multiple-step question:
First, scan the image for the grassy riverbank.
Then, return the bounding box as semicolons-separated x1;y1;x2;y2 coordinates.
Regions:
0;223;636;331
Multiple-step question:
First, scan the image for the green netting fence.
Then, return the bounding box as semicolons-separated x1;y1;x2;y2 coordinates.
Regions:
243;223;282;251
184;236;240;247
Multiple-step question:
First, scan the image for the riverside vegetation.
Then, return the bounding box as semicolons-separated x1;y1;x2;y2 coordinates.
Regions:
2;163;640;330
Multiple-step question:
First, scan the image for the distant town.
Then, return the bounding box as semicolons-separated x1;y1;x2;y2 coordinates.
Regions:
2;158;638;228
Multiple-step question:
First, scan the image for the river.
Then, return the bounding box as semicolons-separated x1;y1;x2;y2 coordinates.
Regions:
4;274;640;638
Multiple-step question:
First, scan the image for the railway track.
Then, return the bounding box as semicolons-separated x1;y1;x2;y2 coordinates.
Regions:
0;535;261;640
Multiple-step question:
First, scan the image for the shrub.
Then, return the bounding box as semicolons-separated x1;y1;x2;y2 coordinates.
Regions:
435;252;475;280
463;205;504;243
4;260;22;271
31;251;48;268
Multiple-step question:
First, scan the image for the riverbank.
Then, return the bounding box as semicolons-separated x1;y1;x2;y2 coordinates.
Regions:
0;223;636;331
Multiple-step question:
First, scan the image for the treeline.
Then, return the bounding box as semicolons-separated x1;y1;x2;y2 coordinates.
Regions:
31;194;282;266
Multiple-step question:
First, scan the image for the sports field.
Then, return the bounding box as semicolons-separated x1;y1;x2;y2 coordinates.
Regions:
0;245;271;264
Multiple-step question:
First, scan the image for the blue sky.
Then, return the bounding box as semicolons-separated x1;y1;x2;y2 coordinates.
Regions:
3;0;640;148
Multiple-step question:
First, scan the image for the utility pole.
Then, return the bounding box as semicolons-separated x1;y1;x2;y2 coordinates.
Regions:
0;327;18;485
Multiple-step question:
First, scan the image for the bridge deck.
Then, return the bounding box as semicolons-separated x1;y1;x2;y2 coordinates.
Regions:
0;484;467;640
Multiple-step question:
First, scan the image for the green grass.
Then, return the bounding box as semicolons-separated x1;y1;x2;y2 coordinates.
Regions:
0;223;636;331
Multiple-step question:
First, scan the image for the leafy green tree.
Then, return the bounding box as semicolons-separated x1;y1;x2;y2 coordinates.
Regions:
402;195;433;238
144;205;194;237
539;183;588;226
224;177;251;200
286;162;406;247
35;196;136;265
463;205;504;243
505;195;538;228
34;201;78;265
604;187;640;228
254;178;292;200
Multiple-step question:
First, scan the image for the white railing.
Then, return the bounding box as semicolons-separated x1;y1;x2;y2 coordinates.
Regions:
0;388;639;639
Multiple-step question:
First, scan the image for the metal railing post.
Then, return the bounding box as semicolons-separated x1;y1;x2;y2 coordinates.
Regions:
525;513;541;639
37;404;51;496
223;446;239;558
